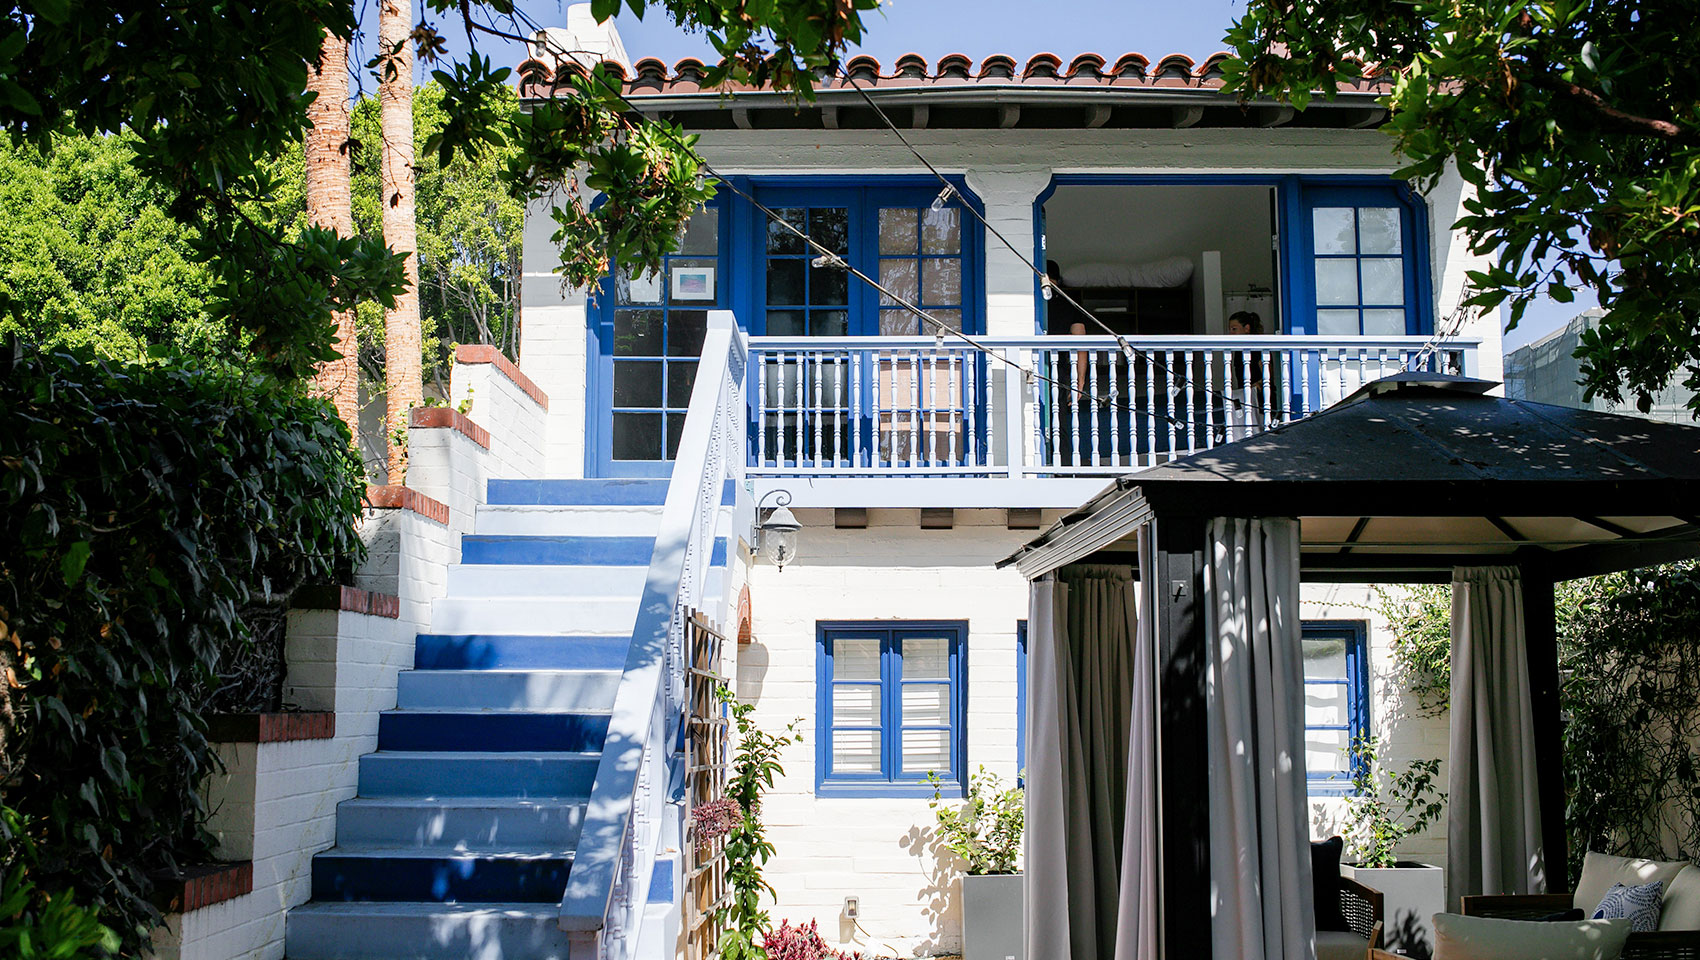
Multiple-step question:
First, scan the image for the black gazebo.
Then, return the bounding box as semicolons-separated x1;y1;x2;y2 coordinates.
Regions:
1003;373;1700;959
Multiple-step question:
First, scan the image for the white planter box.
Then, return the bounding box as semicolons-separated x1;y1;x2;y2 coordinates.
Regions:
962;873;1025;960
1342;862;1446;960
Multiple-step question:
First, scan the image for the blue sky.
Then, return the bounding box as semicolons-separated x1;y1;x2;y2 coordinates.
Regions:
465;0;1589;350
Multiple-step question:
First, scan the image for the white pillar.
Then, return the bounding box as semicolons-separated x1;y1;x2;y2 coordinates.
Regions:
965;166;1055;337
519;191;592;477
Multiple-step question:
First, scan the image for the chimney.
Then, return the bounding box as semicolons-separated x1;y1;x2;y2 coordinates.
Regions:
529;3;632;73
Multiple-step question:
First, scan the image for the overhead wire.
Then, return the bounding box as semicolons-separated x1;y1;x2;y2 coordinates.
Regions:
509;23;1278;431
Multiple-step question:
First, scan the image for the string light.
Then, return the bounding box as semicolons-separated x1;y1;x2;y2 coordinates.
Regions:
930;184;956;212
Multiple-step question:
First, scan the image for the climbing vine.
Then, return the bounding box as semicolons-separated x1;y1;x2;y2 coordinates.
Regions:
713;687;802;960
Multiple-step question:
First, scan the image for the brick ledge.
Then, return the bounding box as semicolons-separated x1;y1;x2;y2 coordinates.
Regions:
366;484;450;525
206;711;336;744
455;344;550;411
157;861;253;914
409;406;492;449
292;584;401;619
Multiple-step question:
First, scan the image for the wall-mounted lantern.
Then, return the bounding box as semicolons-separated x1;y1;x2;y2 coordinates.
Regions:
756;489;800;572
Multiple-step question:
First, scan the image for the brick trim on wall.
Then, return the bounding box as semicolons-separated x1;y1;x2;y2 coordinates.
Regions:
408;406;492;449
455;344;550;410
366;484;450;525
206;712;336;744
292;584;401;619
159;861;254;913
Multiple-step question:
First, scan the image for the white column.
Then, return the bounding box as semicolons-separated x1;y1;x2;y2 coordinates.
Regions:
1425;163;1503;390
964;166;1055;337
519;191;593;476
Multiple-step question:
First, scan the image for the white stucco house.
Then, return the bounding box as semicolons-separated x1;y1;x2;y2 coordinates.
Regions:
497;11;1486;958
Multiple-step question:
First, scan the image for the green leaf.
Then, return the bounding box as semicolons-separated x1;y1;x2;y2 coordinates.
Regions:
60;541;91;585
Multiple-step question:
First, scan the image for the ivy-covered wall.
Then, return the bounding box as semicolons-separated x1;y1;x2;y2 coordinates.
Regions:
0;346;367;953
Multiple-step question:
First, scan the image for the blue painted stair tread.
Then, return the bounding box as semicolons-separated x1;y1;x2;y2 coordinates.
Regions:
286;902;573;960
413;634;628;670
377;710;612;753
334;796;587;848
460;534;729;567
311;847;574;903
487;477;735;506
356;751;600;798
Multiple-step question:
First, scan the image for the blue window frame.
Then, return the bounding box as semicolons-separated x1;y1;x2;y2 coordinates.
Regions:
751;180;984;337
590;198;728;476
1300;186;1425;337
1302;620;1370;795
1016;619;1027;787
816;621;967;798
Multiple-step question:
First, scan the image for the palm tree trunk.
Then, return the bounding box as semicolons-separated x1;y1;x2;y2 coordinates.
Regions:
379;0;421;484
305;29;358;435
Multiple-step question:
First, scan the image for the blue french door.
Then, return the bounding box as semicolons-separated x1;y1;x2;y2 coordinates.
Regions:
750;183;987;471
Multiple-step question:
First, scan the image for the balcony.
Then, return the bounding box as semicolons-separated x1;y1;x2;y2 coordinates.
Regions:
746;334;1479;503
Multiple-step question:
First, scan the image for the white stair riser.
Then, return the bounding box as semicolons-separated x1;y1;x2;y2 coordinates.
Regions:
430;597;639;636
472;504;664;537
397;670;621;712
449;564;649;597
335;799;586;849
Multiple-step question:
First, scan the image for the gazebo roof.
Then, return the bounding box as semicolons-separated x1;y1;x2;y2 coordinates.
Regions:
1005;376;1700;580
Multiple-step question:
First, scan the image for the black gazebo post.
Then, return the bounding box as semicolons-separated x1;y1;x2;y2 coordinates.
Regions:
1518;556;1570;894
1153;517;1212;958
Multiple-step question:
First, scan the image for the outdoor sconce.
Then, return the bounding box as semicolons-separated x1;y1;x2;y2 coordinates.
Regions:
756;489;800;572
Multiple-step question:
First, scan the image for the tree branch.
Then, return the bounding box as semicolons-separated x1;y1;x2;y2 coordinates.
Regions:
1527;72;1698;144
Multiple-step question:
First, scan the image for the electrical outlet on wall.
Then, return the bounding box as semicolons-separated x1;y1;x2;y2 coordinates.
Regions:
842;896;859;919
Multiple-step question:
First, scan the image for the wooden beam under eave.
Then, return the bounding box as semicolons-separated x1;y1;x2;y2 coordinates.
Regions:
821;105;839;129
1084;104;1111;128
1172;105;1204;128
731;107;752;130
911;104;929;129
1347;107;1387;129
1258;105;1296;128
999;104;1021;128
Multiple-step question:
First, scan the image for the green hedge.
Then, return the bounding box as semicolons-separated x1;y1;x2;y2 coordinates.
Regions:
0;345;367;952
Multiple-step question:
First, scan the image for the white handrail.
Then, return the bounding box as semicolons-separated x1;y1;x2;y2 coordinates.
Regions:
561;311;747;960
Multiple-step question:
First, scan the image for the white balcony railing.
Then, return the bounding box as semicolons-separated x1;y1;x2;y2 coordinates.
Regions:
748;334;1479;477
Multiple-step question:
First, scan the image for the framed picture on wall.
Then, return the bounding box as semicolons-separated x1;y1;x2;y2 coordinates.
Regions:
671;265;715;301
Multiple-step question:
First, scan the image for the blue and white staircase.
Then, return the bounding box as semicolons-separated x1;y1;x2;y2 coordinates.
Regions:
287;478;724;960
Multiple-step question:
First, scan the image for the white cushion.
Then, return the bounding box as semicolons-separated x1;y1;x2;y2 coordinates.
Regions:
1433;913;1630;960
1315;929;1369;960
1661;865;1700;931
1573;851;1691;914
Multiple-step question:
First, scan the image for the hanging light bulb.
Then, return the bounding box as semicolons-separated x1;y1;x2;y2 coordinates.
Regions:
934;326;946;349
1040;278;1054;301
812;252;842;269
930;184;956;211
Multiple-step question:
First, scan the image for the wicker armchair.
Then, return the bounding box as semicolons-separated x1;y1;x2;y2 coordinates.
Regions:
1318;875;1384;960
1462;894;1700;960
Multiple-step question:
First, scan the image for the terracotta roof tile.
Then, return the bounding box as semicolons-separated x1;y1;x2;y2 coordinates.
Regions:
515;51;1391;100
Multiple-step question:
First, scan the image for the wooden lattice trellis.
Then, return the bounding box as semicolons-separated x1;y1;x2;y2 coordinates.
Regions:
684;612;731;960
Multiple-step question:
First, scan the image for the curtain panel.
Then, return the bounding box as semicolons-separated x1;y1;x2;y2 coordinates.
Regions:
1024;552;1158;960
1205;516;1316;960
1448;565;1545;909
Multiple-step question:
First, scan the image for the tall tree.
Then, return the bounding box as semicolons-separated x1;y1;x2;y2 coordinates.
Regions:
305;30;359;432
379;0;422;482
1223;0;1700;414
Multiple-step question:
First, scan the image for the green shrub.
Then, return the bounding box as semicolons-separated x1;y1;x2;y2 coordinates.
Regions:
927;767;1024;876
0;345;367;951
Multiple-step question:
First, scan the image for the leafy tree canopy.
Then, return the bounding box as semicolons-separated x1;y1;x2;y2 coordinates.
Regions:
0;0;876;379
1224;0;1700;414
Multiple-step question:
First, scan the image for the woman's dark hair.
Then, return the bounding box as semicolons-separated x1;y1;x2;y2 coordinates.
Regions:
1228;310;1263;334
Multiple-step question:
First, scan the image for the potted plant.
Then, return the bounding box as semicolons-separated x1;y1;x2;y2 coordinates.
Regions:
927;767;1024;960
1338;736;1448;960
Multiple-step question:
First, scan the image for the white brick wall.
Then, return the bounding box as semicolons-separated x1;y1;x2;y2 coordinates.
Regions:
449;362;548;479
739;513;1032;957
151;605;414;960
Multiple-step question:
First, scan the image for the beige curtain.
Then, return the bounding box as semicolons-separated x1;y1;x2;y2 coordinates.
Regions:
1025;557;1157;960
1448;565;1545;909
1206;516;1315;960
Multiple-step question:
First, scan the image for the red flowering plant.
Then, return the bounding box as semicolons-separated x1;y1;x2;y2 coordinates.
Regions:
762;919;869;960
691;797;744;845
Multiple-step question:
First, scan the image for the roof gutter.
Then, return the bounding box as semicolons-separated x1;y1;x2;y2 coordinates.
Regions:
530;84;1388;113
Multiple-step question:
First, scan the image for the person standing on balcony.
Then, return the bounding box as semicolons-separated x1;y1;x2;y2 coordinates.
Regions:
1227;310;1267;442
